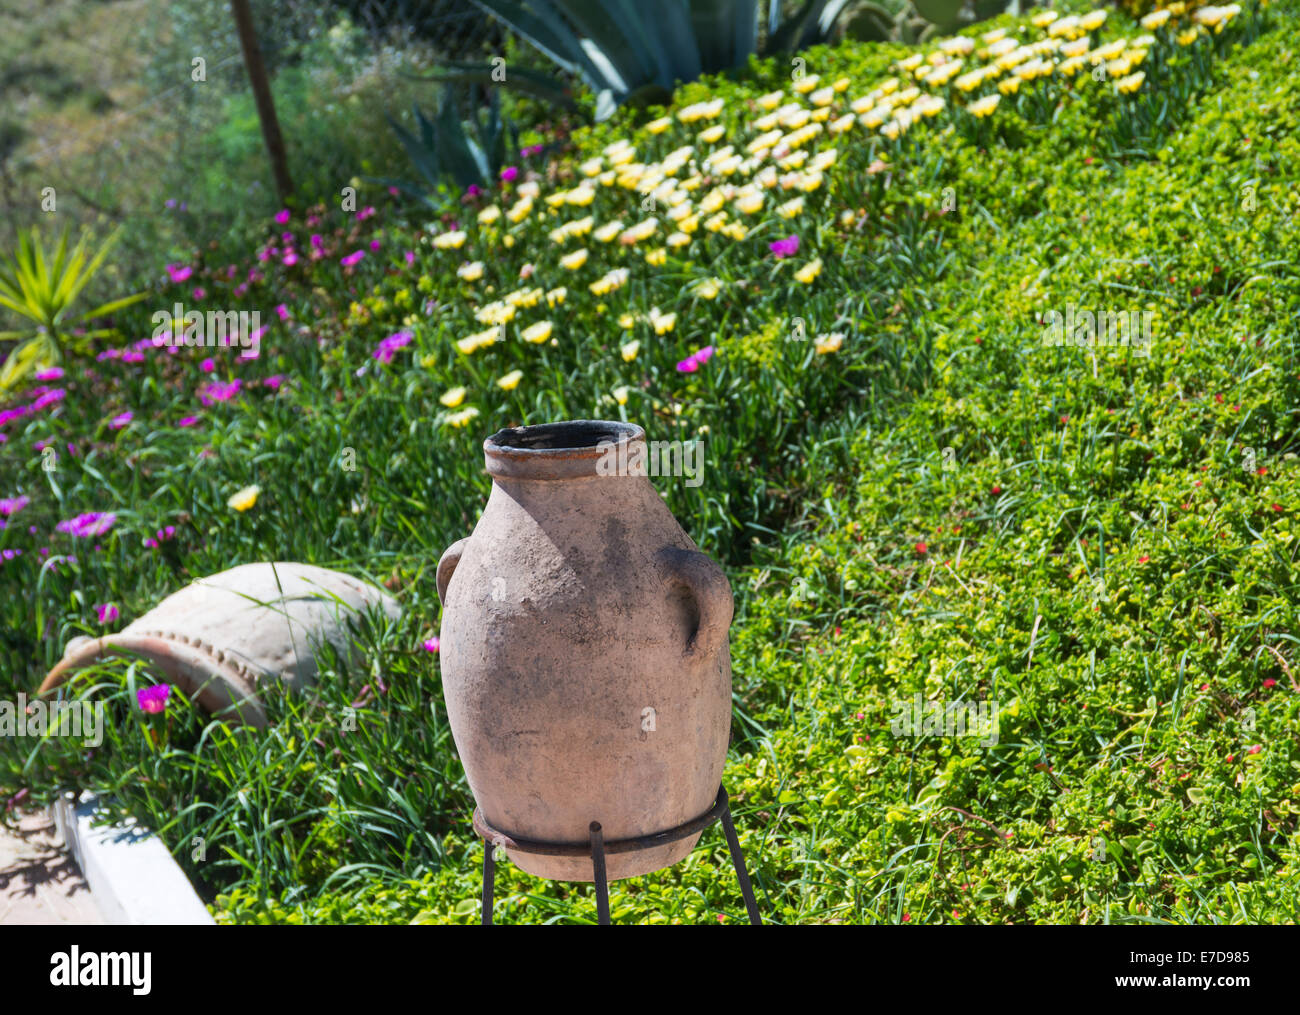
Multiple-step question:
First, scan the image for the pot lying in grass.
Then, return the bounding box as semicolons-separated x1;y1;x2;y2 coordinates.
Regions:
437;420;734;882
38;562;401;727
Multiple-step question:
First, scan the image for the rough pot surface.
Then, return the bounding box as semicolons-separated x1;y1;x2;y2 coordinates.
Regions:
438;420;733;881
39;562;401;726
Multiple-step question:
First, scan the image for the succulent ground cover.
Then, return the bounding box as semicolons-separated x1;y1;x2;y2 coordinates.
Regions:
1;0;1297;923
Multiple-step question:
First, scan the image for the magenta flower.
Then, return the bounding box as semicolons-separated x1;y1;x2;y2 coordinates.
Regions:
263;375;284;391
30;388;67;412
340;250;366;267
465;184;482;198
310;234;323;249
500;166;518;183
282;251;299;267
109;411;133;430
423;637;440;653
200;357;216;373
275;304;289;322
198;379;241;406
165;263;193;283
95;603;119;624
404;250;416;266
275;208;291;225
522;144;544;158
34;367;64;381
372;330;413;364
192;287;206;300
0;495;29;517
136;684;171;714
676;346;715;373
178;415;200;427
56;511;117;538
769;235;800;258
357;206;376;221
1;548;22;561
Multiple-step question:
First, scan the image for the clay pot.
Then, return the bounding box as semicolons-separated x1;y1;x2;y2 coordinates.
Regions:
437;421;733;882
39;562;401;727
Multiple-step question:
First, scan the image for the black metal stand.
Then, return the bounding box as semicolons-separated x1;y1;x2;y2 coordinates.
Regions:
475;785;761;925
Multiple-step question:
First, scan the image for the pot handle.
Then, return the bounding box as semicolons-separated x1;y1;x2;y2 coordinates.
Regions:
658;547;734;658
437;538;469;605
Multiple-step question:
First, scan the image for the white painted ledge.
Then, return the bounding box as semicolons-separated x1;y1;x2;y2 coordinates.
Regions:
52;793;215;925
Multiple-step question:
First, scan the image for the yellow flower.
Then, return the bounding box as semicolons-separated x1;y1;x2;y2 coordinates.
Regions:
794;258;823;284
694;277;722;299
593;220;623;243
445;407;480;428
506;196;534;223
560;248;589;270
667;231;691;248
998;76;1022;95
809;86;834;107
475;301;516;326
1032;10;1058;27
646;116;672;134
522;320;553;344
1116;70;1146;94
756;89;784;109
440;386;467;408
612;385;630;406
589;268;629;295
1177;26;1201;45
649;307;676;334
792;73;820;94
581;157;604;176
1140;9;1171;29
968;93;1001;118
621;340;640;361
497;370;523;391
227;485;260;512
477;205;501;225
457;261;484;282
457;326;500;354
1078;9;1107;31
546;286;567;306
619;313;637;329
777;196;805;219
734;190;764;214
645;247;667;266
433;230;467;250
828;113;855;135
814;332;844;354
698;124;725;144
832;76;851;93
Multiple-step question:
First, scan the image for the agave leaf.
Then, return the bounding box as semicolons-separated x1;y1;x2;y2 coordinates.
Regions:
690;0;758;73
414;60;579;111
469;0;611;92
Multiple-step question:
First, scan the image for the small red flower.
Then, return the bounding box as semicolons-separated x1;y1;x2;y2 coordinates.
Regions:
1214;394;1224;403
1191;286;1203;297
1262;678;1277;689
1257;466;1268;476
1060;415;1069;424
1138;555;1150;563
915;542;928;555
1246;745;1262;755
1225;754;1235;763
991;485;1002;495
1272;503;1283;512
902;913;911;923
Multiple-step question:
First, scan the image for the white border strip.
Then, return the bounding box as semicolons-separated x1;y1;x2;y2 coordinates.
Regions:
52;793;215;925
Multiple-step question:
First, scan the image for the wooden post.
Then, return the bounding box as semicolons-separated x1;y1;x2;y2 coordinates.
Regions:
229;0;293;202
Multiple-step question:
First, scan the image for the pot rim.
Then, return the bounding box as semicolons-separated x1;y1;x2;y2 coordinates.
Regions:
484;420;645;480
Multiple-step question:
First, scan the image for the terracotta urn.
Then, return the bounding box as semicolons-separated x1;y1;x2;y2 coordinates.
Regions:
437;420;733;882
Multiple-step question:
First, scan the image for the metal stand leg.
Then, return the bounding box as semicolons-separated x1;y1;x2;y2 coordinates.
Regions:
482;839;495;926
589;821;611;925
472;785;762;926
718;787;762;925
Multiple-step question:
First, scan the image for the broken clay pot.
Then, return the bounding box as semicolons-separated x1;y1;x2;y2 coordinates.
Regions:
39;562;400;727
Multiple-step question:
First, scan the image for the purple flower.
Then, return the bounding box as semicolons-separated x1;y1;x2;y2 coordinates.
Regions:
1;548;22;561
34;367;64;381
95;603;119;624
676;346;715;373
198;379;241;406
310;234;324;249
769;235;800;258
0;495;30;517
275;304;290;322
282;251;299;267
136;684;171;714
275;208;291;225
192;287;206;301
178;415;200;427
263;375;284;391
30;388;67;412
200;357;216;373
423;637;440;653
56;512;117;538
500;166;519;183
404;250;416;266
165;263;193;283
109;411;133;430
357;206;376;221
522;144;544;158
465;184;482;199
372;330;414;364
340;250;366;268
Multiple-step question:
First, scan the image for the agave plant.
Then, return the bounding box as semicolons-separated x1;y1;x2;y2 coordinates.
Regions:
0;226;145;390
447;0;855;120
382;83;519;198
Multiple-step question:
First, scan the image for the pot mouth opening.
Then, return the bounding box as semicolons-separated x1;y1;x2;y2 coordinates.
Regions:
484;420;645;480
